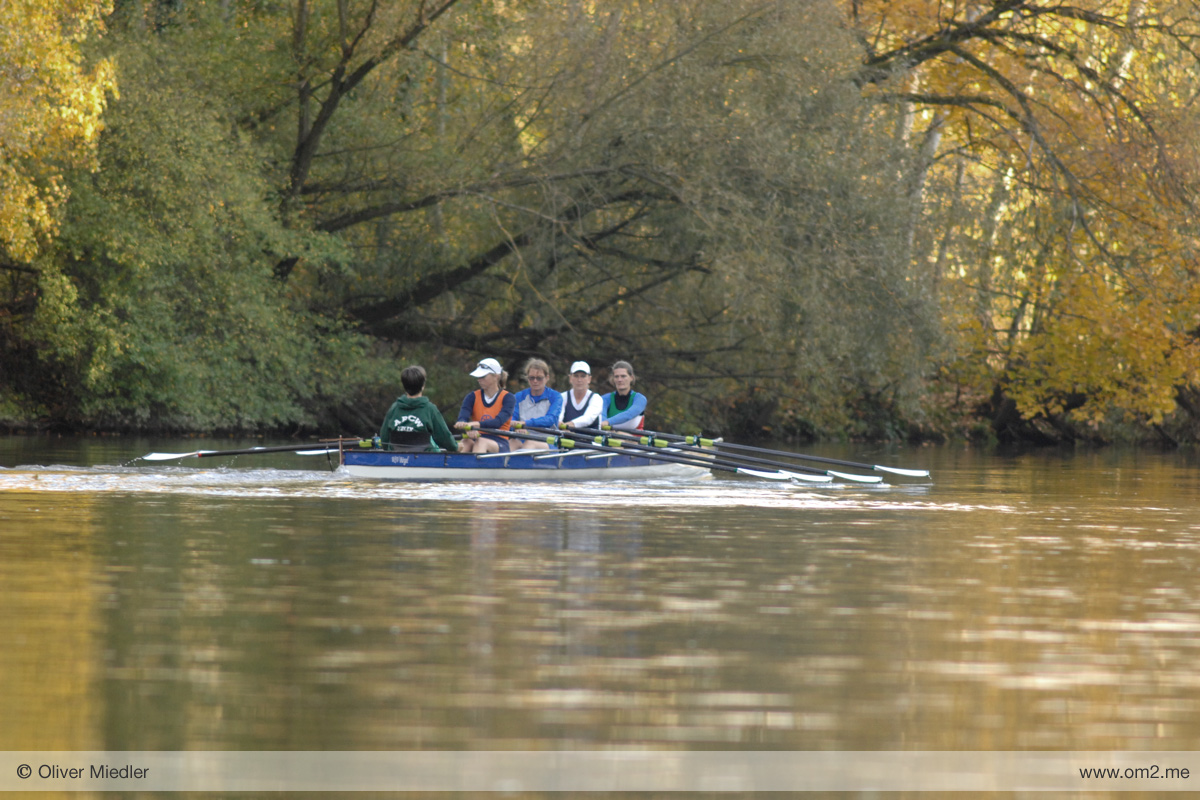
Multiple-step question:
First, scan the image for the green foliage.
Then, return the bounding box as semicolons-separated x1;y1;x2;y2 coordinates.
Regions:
12;35;400;431
30;0;1190;441
255;0;939;435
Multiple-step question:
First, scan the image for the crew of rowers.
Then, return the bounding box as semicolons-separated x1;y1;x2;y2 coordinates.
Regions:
377;358;647;453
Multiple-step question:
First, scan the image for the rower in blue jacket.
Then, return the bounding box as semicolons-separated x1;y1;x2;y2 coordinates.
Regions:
509;358;563;450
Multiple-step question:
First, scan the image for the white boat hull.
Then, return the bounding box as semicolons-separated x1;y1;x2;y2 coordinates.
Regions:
341;450;710;482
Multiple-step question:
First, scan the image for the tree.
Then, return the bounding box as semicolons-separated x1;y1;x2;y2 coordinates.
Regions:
0;0;114;263
15;21;392;431
250;0;935;434
10;0;942;435
846;0;1200;440
0;0;115;420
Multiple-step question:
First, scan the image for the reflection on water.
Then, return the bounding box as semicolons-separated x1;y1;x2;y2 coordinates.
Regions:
2;438;1200;760
0;496;101;750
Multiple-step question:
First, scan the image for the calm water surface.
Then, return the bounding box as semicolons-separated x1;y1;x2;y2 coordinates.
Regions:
3;436;1200;764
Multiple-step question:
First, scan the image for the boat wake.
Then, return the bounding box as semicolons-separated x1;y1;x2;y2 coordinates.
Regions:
0;463;1000;513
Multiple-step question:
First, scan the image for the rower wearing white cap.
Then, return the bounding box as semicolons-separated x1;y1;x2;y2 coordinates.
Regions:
558;361;604;429
454;357;515;453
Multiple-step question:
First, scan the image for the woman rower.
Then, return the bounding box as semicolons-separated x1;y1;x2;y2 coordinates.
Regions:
454;357;514;453
601;360;647;432
509;358;563;450
558;361;603;430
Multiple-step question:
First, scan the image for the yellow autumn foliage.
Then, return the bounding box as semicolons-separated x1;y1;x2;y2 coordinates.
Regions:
1006;270;1200;424
0;0;116;261
846;0;1200;434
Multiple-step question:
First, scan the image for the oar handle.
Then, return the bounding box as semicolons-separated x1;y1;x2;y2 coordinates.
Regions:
529;426;822;478
508;428;750;475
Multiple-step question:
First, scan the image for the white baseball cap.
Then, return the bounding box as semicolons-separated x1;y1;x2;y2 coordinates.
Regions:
470;358;503;377
569;361;591;375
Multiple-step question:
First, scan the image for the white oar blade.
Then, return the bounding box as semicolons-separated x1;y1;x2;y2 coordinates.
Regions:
296;448;339;455
874;465;930;478
779;470;833;483
828;470;884;484
737;467;794;481
140;451;206;461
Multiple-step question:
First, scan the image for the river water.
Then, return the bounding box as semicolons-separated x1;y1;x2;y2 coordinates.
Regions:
2;436;1200;791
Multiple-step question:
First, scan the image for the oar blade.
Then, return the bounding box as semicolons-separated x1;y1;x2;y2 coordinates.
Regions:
736;467;794;481
639;427;931;480
296;448;340;456
874;465;931;478
828;470;884;484
140;450;207;461
779;470;834;483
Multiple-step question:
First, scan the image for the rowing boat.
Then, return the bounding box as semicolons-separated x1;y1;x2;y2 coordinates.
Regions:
340;449;710;482
139;434;927;484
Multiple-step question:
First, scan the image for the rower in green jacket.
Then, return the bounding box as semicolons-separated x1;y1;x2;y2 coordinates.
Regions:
378;365;459;452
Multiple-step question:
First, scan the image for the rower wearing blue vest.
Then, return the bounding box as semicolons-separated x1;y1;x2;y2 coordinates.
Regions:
601;360;647;431
559;361;603;429
509;358;563;451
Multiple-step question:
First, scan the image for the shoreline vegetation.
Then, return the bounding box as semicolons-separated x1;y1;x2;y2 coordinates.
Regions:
4;380;1200;447
5;1;1200;447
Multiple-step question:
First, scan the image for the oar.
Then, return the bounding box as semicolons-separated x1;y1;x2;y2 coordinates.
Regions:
507;428;829;483
140;439;359;462
532;426;879;484
496;431;816;482
596;426;930;479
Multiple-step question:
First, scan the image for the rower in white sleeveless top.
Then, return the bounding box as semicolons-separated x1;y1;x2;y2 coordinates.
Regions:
558;361;603;429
